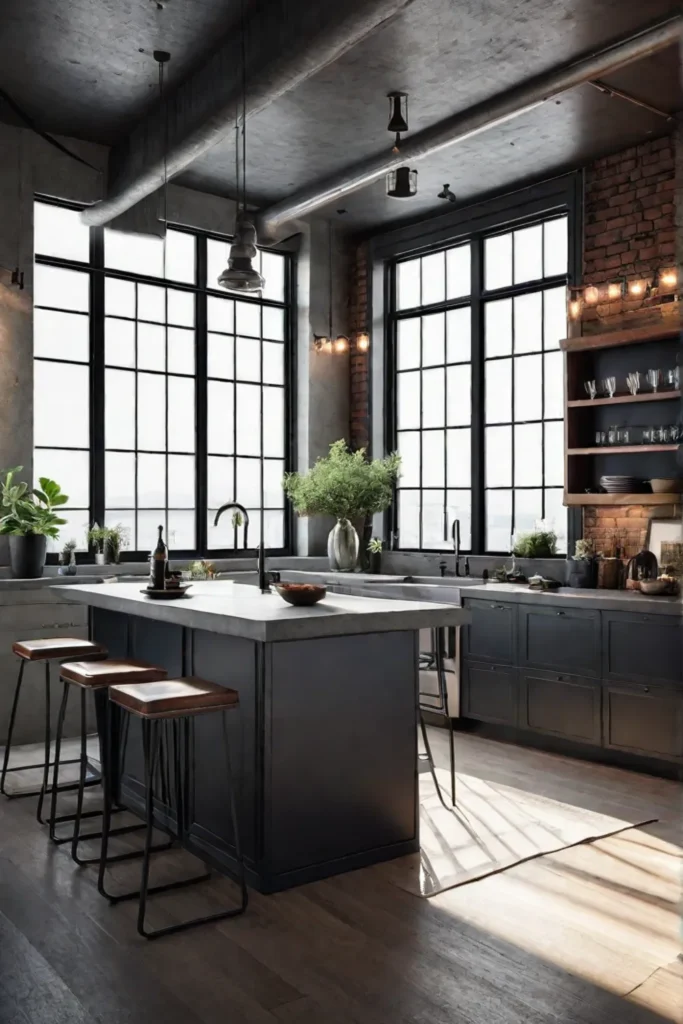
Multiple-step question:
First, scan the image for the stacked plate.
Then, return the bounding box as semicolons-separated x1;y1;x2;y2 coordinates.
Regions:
599;476;645;494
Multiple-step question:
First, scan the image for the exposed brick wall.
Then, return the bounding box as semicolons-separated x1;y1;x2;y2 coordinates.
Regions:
583;503;680;561
582;135;676;326
581;132;679;560
348;241;369;451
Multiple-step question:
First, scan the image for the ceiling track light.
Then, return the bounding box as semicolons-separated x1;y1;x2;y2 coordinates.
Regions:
437;183;457;204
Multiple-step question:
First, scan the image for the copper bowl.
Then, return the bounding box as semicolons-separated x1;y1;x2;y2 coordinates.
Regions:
274;583;326;606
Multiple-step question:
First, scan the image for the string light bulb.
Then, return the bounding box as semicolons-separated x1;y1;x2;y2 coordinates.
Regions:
356;332;370;352
660;269;677;288
629;280;645;296
333;335;349;353
584;285;599;305
569;299;582;320
607;282;622;300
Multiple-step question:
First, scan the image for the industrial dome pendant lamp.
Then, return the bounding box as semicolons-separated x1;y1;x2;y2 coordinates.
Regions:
385;91;417;199
218;1;265;293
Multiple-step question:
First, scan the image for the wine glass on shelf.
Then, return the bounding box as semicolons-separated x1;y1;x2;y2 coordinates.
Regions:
603;377;616;399
647;369;662;393
626;372;640;396
584;380;597;400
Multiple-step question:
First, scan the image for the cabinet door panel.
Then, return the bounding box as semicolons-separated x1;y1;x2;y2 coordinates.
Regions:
461;660;518;725
461;600;515;664
602;612;682;686
521;670;601;745
603;682;683;762
519;606;600;677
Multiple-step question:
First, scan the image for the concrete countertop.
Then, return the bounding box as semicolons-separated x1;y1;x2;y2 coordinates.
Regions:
461;582;683;615
54;581;469;643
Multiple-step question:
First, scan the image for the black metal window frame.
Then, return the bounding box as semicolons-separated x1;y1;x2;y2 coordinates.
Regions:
33;195;295;562
373;173;582;556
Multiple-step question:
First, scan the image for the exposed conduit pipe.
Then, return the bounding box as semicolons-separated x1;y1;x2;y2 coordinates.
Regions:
81;0;416;227
260;14;683;239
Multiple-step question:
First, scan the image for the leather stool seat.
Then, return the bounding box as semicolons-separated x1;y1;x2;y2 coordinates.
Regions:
12;638;107;661
61;659;168;689
110;677;239;718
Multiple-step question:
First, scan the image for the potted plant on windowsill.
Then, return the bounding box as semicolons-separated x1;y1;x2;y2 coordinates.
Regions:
58;538;78;576
283;440;400;572
87;523;109;565
0;467;69;579
104;523;129;564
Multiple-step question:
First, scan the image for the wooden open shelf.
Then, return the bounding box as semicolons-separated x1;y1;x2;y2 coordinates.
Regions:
565;492;682;507
568;444;678;456
560;322;680;352
567;390;680;408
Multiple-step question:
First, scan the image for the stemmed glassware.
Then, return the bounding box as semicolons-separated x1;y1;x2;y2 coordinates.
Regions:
584;380;597;400
603;376;616;398
626;372;640;396
666;367;680;390
647;369;662;393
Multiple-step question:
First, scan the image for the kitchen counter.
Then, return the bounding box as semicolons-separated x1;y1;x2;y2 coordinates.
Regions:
57;579;467;893
461;582;683;615
55;581;467;642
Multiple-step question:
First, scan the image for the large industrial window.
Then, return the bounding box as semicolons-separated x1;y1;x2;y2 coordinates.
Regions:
33;199;291;558
392;213;568;555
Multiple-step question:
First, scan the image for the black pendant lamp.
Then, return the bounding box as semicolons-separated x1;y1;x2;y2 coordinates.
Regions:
386;167;418;199
218;2;265;293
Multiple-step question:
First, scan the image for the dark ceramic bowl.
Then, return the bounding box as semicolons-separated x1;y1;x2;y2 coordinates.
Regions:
274;583;326;607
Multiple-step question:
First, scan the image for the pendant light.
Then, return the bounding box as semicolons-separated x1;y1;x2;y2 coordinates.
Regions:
218;1;265;293
314;221;348;352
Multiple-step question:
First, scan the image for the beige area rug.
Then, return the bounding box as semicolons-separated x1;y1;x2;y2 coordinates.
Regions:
399;763;657;898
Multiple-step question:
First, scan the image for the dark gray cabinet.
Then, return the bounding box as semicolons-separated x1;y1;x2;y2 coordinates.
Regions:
519;605;600;678
460;660;518;726
603;681;683;762
520;670;602;745
602;612;682;686
461;600;515;665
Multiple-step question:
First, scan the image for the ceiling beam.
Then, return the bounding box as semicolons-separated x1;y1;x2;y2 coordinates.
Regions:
81;0;415;227
259;13;683;238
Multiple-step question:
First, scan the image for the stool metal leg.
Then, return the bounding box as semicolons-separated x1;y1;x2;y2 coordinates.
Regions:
47;682;102;843
71;695;166;866
0;660;25;796
137;711;247;940
36;662;52;823
419;712;452;813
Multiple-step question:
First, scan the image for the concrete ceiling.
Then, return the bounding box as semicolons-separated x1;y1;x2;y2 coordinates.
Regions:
0;0;680;233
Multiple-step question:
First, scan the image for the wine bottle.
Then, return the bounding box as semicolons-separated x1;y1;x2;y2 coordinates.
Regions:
152;524;167;590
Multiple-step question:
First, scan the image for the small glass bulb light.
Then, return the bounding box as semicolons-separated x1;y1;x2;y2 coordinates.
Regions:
313;335;330;352
660;269;677;288
584;285;599;305
607;282;622;300
333;335;349;354
569;299;582;320
629;280;645;296
356;332;370;352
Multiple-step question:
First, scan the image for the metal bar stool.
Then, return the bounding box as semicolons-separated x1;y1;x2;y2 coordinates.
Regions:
1;638;107;821
99;677;247;940
419;627;456;809
49;658;172;866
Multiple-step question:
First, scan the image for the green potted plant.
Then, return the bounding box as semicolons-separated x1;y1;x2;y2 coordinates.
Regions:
283;440;400;571
58;538;78;576
104;523;129;564
367;537;383;574
0;467;69;578
512;527;558;559
87;523;110;565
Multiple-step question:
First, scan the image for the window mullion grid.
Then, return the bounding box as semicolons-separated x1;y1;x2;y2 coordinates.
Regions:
195;235;208;555
134;283;140;550
91;227;105;533
471;237;484;555
418;258;423;551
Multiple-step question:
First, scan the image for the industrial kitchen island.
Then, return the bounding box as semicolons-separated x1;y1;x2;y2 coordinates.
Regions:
56;581;468;892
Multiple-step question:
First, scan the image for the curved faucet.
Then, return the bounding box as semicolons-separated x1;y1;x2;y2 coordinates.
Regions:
213;502;250;549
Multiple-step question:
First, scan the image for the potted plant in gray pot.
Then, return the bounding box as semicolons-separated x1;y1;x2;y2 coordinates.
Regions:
0;467;69;578
283;441;400;572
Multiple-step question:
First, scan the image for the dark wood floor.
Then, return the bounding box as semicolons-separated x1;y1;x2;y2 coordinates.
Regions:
0;732;680;1024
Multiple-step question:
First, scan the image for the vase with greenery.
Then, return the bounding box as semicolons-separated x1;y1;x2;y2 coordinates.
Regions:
58;538;78;576
0;467;68;578
87;523;109;565
568;537;597;589
283;440;400;571
104;523;129;564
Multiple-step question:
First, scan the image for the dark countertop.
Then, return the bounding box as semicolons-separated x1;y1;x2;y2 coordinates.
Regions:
460;583;683;615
